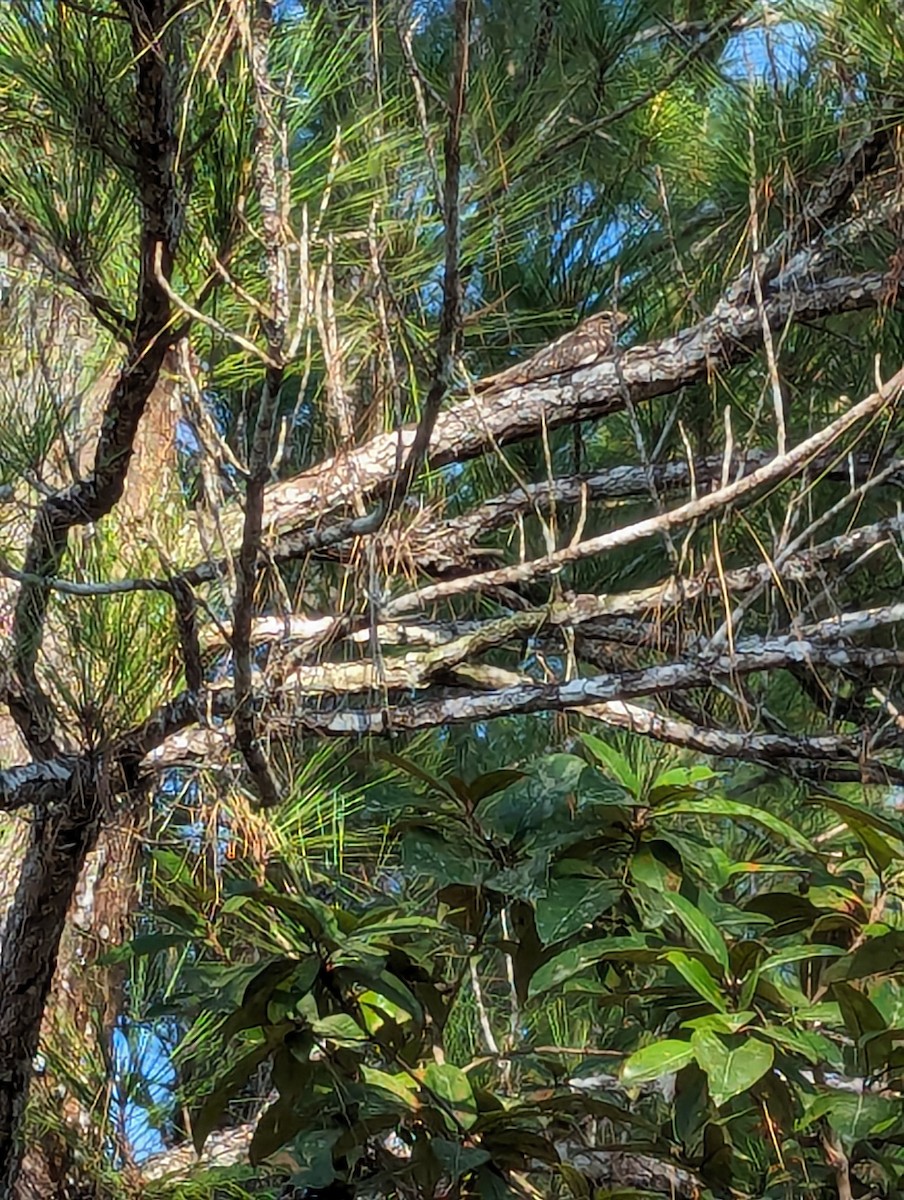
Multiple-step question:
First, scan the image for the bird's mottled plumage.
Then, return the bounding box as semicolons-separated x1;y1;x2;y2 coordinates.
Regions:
475;310;630;393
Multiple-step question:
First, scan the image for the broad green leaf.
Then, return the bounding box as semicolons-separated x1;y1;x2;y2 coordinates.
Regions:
357;970;423;1025
528;935;659;998
311;1013;368;1046
97;932;189;965
559;1163;591;1200
534;877;621;944
220;958;302;1041
758;945;845;973
581;734;639;796
249;1092;308;1165
225;888;341;946
757;1025;835;1066
423;1063;478;1130
664;950;728;1012
285;1129;343;1189
799;1090;900;1149
356;913;444;936
682;1011;754;1034
844;816;897;873
360;990;414;1030
620;1040;695;1085
663;893;729;973
651;765;717;791
832;981;890;1072
691;1030;774;1107
400;828;492;887
361;1067;420;1109
431;1138;491;1180
193;1041;272;1152
467;770;527;802
809;795;904;846
654;798;813;852
823;930;904;982
480;1127;559;1166
473;1165;519;1199
832;981;887;1040
477;754;589;838
630;848;672;891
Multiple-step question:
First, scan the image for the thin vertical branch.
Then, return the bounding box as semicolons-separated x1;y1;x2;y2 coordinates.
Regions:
227;0;289;806
394;0;470;500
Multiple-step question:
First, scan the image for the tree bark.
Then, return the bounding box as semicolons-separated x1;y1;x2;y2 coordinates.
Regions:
0;767;104;1195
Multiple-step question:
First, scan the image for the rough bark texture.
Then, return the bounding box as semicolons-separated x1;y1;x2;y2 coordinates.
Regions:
0;0;180;1191
0;8;901;1197
0;767;104;1194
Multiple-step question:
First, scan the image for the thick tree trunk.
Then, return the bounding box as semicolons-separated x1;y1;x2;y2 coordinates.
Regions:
0;771;104;1196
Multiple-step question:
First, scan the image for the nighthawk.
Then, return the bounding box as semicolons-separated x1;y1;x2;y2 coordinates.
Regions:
473;310;630;393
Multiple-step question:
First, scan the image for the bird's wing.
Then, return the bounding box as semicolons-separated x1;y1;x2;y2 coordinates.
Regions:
473;326;608;393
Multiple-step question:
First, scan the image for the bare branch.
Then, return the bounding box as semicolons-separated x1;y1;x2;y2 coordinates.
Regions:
257;269;893;538
383;370;904;616
586;701;904;784
226;0;291;807
394;0;470;501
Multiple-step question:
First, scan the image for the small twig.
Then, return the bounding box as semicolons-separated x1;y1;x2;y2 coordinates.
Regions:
385;369;904;616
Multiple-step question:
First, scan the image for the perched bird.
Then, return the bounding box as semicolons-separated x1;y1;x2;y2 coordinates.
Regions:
473;310;630;393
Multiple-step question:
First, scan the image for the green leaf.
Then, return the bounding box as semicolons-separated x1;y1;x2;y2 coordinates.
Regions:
361;1067;420;1109
249;1093;308;1165
799;1090;900;1149
651;765;717;791
654;797;813;852
431;1138;491;1180
663;893;729;973
844;817;897;873
97;931;189;965
809;795;904;846
193;1041;272;1152
467;770;527;803
758;945;845;973
477;754;589;839
690;1030;774;1107
620;1040;696;1085
630;848;672;891
528;935;659;998
220;958;301;1041
757;1025;835;1066
400;828;492;887
580;734;639;796
377;751;461;805
664;950;728;1012
286;1129;342;1189
423;1063;478;1130
534;877;621;945
823;930;904;982
559;1163;592;1200
832;981;890;1072
473;1165;519;1199
682;1011;754;1034
311;1013;368;1046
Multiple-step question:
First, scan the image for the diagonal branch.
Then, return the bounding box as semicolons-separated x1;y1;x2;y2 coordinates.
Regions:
256;268;893;539
585;701;904;785
383;369;903;616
